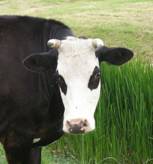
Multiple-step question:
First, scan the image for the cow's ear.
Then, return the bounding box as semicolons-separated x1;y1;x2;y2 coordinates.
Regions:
96;46;133;65
23;49;58;73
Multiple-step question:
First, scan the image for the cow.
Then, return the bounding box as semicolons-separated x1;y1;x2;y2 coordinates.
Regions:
0;15;133;164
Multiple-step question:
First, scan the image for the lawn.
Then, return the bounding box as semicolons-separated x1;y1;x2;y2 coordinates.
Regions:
0;0;153;163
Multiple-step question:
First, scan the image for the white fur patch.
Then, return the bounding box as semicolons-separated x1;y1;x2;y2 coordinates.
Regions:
57;37;103;133
33;138;41;143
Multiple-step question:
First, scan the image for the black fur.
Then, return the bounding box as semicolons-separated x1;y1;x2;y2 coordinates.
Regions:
96;46;133;65
88;66;100;90
0;15;73;164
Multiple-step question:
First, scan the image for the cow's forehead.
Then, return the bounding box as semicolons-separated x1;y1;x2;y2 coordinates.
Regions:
59;37;94;55
57;37;99;78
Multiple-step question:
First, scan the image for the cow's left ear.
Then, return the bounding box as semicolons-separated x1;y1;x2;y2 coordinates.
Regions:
23;49;58;73
95;46;134;65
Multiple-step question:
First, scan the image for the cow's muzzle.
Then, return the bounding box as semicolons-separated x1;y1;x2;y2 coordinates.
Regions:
65;118;90;134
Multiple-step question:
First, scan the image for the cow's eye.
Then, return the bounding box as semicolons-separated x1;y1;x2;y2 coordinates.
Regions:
88;66;100;90
58;75;67;95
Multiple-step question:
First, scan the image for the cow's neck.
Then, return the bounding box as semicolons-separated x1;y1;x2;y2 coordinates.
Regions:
33;72;64;135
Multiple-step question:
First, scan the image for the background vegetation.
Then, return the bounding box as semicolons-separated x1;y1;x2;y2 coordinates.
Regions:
0;0;153;163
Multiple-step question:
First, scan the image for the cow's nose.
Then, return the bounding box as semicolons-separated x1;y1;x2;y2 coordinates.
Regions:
66;119;88;134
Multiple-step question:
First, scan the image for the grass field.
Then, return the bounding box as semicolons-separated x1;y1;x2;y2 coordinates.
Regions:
0;0;153;163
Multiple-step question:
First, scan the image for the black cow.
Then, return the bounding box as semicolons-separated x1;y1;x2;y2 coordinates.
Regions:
0;16;133;164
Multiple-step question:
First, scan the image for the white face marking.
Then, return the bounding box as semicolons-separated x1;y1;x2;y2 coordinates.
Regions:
57;37;103;133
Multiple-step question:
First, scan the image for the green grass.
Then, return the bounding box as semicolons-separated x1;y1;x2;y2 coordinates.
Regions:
0;0;153;163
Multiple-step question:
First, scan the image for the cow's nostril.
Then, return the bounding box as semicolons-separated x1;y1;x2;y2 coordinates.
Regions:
66;120;71;127
83;119;88;126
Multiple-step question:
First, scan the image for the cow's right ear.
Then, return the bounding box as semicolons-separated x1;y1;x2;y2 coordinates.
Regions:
23;49;58;73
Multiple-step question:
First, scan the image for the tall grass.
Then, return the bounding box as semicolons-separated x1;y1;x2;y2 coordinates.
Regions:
50;60;153;164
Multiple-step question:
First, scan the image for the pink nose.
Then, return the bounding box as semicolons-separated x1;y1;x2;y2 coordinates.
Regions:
66;119;89;134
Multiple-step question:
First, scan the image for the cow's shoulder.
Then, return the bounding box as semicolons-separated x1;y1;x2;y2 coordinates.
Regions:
0;15;73;39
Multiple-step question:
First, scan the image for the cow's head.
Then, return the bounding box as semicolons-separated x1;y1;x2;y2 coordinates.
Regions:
23;36;133;134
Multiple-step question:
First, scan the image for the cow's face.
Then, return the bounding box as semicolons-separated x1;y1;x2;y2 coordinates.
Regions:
23;36;133;134
55;37;102;134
